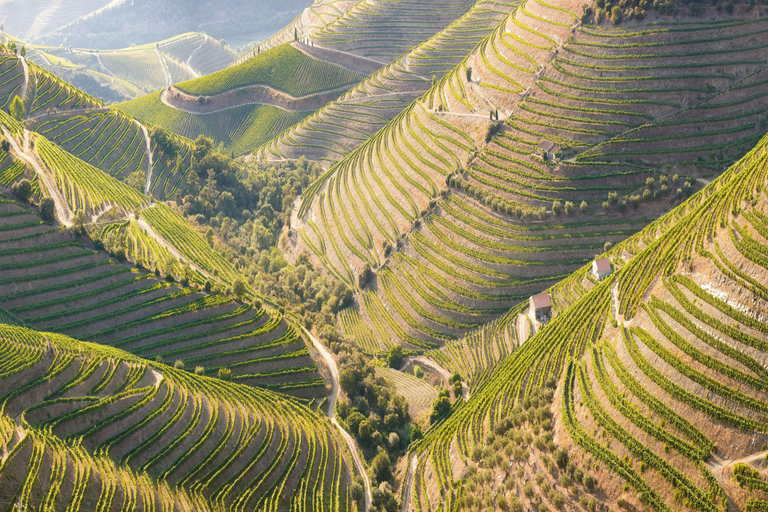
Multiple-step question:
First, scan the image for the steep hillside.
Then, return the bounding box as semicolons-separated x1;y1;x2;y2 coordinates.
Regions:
404;123;768;511
116;43;366;157
289;7;768;352
255;0;519;165
0;322;354;511
0;167;326;397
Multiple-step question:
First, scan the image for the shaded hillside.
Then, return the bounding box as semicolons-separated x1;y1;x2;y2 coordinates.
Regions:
404;122;768;511
0;322;353;511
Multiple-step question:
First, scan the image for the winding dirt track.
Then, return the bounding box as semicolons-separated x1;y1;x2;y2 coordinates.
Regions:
2;127;72;227
302;326;372;510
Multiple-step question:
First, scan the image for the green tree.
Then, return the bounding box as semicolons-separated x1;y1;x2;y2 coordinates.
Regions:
339;367;359;395
194;366;205;375
9;96;24;121
217;367;232;381
174;360;185;370
610;5;622;23
387;345;403;369
125;169;146;192
11;179;32;202
430;393;452;424
370;451;393;484
39;197;55;221
232;277;247;300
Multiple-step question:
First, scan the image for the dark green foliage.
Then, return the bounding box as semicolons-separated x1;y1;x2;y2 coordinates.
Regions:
331;333;412;462
429;390;452;424
39;197;55;221
12;179;32;202
387;345;404;369
358;263;374;289
485;121;503;143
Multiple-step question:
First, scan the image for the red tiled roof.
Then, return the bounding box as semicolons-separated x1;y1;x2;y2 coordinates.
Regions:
531;293;551;309
594;258;612;273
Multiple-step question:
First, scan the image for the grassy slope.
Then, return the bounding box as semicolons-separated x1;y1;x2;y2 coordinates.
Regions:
174;43;365;97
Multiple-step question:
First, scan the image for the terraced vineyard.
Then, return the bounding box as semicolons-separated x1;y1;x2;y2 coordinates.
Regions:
256;0;520;164
158;33;236;76
232;0;358;64
29;110;150;182
116;90;311;158
289;6;768;352
0;54;103;117
0;322;353;511
116;43;367;157
175;43;365;97
405;121;768;512
0;190;326;398
309;0;476;61
374;365;438;421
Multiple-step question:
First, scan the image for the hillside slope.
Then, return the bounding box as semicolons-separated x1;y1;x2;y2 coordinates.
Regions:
289;6;768;352
255;0;519;165
405;123;768;511
116;43;367;157
0;155;326;398
0;322;353;511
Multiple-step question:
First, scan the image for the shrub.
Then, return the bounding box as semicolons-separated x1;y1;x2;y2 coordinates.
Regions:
564;201;574;215
358;263;374;289
39;197;55;221
604;241;613;253
552;201;563;216
218;367;232;381
12;179;32;202
413;365;424;378
582;473;595;491
485;121;503;143
555;448;569;469
174;360;185;370
194;366;205;375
